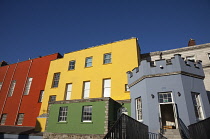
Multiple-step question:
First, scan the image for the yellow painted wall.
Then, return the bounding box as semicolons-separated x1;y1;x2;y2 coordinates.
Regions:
37;38;140;131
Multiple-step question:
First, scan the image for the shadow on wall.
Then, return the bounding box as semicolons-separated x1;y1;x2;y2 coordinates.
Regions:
17;120;42;139
34;120;42;132
206;91;210;104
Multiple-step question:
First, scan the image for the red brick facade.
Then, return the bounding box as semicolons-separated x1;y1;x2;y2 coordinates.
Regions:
0;53;62;127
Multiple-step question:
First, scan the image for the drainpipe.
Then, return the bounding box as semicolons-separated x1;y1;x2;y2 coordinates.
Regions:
14;60;33;125
0;63;18;117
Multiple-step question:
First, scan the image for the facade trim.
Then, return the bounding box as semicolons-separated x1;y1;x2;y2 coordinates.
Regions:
49;97;110;104
144;43;210;56
128;71;204;88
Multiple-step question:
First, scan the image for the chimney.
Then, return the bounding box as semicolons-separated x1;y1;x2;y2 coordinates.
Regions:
188;38;196;46
0;61;8;67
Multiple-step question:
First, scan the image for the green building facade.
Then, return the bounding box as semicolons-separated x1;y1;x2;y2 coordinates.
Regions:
44;97;130;137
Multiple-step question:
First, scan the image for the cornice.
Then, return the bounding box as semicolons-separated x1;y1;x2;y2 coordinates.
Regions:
146;43;210;56
128;71;204;88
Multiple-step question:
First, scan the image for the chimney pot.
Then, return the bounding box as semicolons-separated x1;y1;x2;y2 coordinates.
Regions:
188;38;196;46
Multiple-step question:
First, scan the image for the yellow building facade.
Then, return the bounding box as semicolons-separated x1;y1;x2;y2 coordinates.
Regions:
36;38;140;131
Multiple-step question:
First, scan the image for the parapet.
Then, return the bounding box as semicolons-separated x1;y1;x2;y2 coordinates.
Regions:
127;54;205;87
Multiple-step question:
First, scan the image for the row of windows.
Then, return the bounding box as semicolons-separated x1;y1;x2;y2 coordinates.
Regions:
68;53;112;71
58;106;92;122
0;113;24;125
51;79;130;101
1;77;34;97
135;92;204;122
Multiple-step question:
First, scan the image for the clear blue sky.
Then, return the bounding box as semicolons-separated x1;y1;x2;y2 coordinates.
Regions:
1;0;210;64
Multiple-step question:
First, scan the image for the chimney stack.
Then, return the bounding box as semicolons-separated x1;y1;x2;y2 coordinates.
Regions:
188;38;196;46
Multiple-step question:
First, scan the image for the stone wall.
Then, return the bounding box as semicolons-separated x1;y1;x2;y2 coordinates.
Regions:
43;132;104;139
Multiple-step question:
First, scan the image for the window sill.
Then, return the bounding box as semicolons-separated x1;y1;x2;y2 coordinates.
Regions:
103;63;112;65
81;121;93;124
125;91;130;93
84;66;93;68
68;69;75;71
57;122;68;124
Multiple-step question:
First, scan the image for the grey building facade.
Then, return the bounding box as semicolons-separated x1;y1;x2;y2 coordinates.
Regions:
127;54;210;133
142;41;210;101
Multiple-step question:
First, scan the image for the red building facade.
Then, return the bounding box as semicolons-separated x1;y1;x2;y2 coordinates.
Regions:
0;53;62;128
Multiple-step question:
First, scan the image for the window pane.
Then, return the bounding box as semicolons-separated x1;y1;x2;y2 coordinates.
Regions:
68;60;75;70
83;82;90;99
104;53;111;64
125;84;130;91
49;95;56;102
39;90;44;102
103;79;111;97
8;80;16;97
0;114;7;125
82;106;92;122
65;84;72;100
52;73;60;88
191;92;203;120
159;92;172;103
0;82;3;90
16;113;24;125
58;107;68;122
85;57;92;67
24;78;33;95
136;97;142;121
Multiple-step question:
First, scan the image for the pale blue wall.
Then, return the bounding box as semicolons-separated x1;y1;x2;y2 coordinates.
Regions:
128;54;210;133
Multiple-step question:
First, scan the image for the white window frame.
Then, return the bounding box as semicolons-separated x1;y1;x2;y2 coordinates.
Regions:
58;106;68;122
8;80;16;97
68;60;76;70
103;79;111;97
83;81;90;99
65;84;72;100
125;84;130;91
103;53;112;64
82;106;92;122
24;77;33;95
52;73;60;88
38;90;44;102
158;92;173;104
136;97;142;121
0;82;3;91
0;114;7;125
16;113;24;125
85;57;92;67
191;92;204;121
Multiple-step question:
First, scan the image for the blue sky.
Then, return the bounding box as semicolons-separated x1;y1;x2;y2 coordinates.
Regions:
1;0;210;64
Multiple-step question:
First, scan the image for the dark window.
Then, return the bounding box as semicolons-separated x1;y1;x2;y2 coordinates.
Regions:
85;57;92;67
52;73;60;88
82;106;92;122
58;107;68;122
104;53;111;64
68;60;76;70
49;95;56;102
38;90;44;102
16;113;24;125
0;114;7;125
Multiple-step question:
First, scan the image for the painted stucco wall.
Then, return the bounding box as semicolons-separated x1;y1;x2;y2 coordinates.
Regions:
0;53;61;127
128;54;210;133
46;101;106;134
142;43;210;97
38;38;140;131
